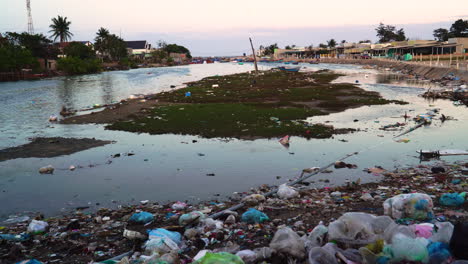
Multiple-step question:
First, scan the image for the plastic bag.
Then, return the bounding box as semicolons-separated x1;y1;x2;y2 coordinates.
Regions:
309;243;358;264
193;252;244;264
236;250;257;263
269;227;305;258
308;246;338;264
277;184;299;199
328;213;391;247
241;194;266;205
383;233;429;263
413;223;434;238
200;218;223;231
147;228;182;245
241;208;269;224
0;233;30;241
144;237;179;255
253;247;273;260
27;220;48;234
171;201;187;210
383;193;433;220
439;192;465;207
383;224;416;244
179;211;205;226
129;212;154;224
427;242;451;264
430;222;453;244
304;222;328;250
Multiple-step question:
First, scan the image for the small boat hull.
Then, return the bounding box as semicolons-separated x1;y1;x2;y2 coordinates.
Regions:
278;66;300;72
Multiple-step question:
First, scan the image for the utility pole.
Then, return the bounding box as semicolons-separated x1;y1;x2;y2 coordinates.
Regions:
26;0;34;34
249;37;258;74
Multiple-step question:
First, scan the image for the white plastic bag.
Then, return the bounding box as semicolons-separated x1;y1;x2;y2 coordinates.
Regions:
27;220;48;233
144;237;179;255
236;250;257;263
269;227;305;258
328;213;394;247
277;184;299;199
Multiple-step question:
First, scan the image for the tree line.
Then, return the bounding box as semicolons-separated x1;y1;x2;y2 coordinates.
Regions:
1;15;192;75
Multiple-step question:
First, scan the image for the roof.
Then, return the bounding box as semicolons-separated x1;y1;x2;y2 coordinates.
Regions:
125;41;147;49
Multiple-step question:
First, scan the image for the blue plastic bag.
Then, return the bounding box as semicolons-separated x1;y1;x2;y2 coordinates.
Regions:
129;211;154;224
428;242;451;263
440;192;465;207
241;208;269;224
148;228;182;245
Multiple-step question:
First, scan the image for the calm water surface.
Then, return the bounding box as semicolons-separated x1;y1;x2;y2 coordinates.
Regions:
0;63;467;219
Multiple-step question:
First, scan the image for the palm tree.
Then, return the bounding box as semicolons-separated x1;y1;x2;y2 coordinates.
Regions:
96;27;109;40
49;15;73;43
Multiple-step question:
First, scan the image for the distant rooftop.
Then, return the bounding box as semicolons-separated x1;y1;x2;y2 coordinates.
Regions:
125;41;148;49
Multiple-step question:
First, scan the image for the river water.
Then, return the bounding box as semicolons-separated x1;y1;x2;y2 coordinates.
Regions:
0;63;467;219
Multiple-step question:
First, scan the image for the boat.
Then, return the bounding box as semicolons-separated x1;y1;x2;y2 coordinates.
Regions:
284;62;291;65
292;62;299;65
309;61;319;64
278;66;301;72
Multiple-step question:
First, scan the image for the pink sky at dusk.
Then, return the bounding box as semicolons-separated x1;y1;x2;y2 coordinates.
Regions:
1;0;467;55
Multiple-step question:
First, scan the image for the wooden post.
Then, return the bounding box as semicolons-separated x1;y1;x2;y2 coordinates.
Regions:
450;52;452;67
249;37;258;74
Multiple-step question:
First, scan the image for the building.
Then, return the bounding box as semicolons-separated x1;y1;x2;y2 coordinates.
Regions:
37;58;57;71
169;53;187;64
448;38;468;54
125;41;152;57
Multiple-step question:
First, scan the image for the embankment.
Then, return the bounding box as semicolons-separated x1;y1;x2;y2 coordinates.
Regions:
320;58;468;82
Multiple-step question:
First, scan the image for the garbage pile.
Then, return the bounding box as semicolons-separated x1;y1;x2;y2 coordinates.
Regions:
2;161;468;263
422;84;468;106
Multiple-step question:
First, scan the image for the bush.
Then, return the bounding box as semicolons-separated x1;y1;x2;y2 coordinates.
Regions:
119;57;138;69
57;57;102;74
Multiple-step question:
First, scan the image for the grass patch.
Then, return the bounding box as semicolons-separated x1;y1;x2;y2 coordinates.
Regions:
107;103;334;139
106;69;404;139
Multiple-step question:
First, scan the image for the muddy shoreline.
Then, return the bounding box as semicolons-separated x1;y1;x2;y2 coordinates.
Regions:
61;70;404;139
0;137;113;162
1;161;468;263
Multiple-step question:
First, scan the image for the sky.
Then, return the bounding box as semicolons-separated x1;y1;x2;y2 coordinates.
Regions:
1;0;467;56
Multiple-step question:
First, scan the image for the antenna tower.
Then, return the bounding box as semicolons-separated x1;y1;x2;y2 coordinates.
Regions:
26;0;34;34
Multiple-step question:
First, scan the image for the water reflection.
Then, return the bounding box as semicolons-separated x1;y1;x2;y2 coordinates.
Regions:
0;63;466;218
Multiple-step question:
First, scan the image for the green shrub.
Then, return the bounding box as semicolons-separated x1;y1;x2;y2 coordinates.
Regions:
57;57;102;74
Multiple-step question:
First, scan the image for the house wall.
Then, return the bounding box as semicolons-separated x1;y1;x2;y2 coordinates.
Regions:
449;38;468;54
